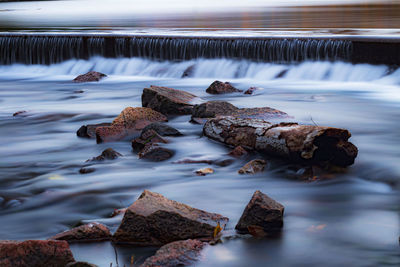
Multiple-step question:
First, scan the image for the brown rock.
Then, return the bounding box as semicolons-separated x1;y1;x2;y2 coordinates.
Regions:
77;123;112;138
66;262;98;267
206;80;242;94
87;148;122;162
235;190;284;235
141;122;182;137
132;129;169;153
140;239;205;267
195;168;214;176
238;159;266;174
228;146;248;157
0;240;75;267
73;71;106;83
142;86;198;115
204;117;358;167
113;190;229;245
244;87;261;95
13;110;27;117
138;144;174;161
96;107;167;143
49;222;111;242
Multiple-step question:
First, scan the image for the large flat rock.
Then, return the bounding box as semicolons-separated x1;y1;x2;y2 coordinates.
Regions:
113;190;228;246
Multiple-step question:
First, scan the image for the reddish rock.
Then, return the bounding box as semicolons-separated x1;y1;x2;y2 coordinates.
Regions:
13;110;27;117
73;71;106;83
0;240;75;267
238;159;266;174
77;123;112;138
244;87;261;95
228;146;248;157
113;190;229;245
49;222;111;242
138;144;174;161
132;129;169;153
140;239;205;267
87;148;122;162
206;81;242;94
96;107;167;143
142;86;198;115
235;190;284;236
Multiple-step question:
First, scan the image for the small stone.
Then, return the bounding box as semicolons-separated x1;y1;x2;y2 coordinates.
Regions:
12;110;27;117
244;87;261;95
73;71;106;83
195;168;214;176
79;167;95;174
113;190;229;245
0;240;75;266
206;81;242;94
181;65;195;78
138;144;174;161
141;122;182;137
228;146;248;157
140;239;205;267
132;129;168;152
238;159;266;174
87;148;122;162
49;223;111;242
76;123;112;138
235;190;284;236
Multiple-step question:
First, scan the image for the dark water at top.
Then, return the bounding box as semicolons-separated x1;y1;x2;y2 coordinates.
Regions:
0;0;399;266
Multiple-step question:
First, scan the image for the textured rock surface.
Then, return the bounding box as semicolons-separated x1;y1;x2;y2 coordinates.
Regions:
49;222;111;242
228;146;248;157
140;239;205;267
141;122;182;137
204;117;358;167
0;240;75;267
77;123;112;138
96;107;167;143
206;81;242;94
73;71;106;83
142;86;198;115
132;129;168;153
138;144;174;161
235;190;284;235
113;190;228;245
238;159;266;174
87;148;122;162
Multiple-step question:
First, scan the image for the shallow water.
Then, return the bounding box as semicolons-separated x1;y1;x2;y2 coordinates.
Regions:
0;57;399;266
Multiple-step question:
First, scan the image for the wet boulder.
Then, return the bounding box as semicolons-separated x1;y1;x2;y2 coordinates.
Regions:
140;239;205;267
49;222;111;242
235;190;284;236
238;159;266;174
141;122;182;137
113;190;229;245
204;117;358;167
87;148;122;162
73;71;106;83
0;240;75;267
142;86;198;115
77;123;112;138
138;144;174;161
228;146;248;157
132;129;168;153
96;107;167;143
206;80;242;94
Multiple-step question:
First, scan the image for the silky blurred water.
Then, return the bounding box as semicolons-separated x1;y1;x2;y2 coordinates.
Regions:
0;57;399;266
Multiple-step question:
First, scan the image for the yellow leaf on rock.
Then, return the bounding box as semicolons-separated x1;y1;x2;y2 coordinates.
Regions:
213;222;222;238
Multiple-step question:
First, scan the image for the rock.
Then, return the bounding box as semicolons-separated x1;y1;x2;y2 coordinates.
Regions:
49;222;111;242
141;122;182;137
173;158;233;167
73;71;106;83
228;146;248;157
113;190;229;245
204;117;358;167
206;81;242;94
244;87;260;95
140;239;205;267
238;159;266;174
0;240;75;267
142;86;198;115
96;107;167;143
76;123;112;138
66;262;98;267
191;101;288;122
132;129;168;152
79;167;95;174
195;168;214;176
87;148;122;162
13;110;27;117
235;190;284;236
138;144;174;161
181;65;195;78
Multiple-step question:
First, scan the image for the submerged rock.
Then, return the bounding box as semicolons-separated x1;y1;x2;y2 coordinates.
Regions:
77;123;112;138
0;240;75;267
87;148;122;162
12;110;27;117
228;146;248;157
140;239;205;267
181;65;196;78
73;71;106;83
195;167;214;176
49;223;111;242
96;107;167;143
79;167;95;174
138;144;174;161
235;190;284;236
204;117;358;167
238;159;266;174
113;190;229;245
206;80;242;94
244;87;261;95
142;86;198;115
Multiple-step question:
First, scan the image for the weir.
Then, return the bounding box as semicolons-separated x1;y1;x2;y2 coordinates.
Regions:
0;33;399;65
